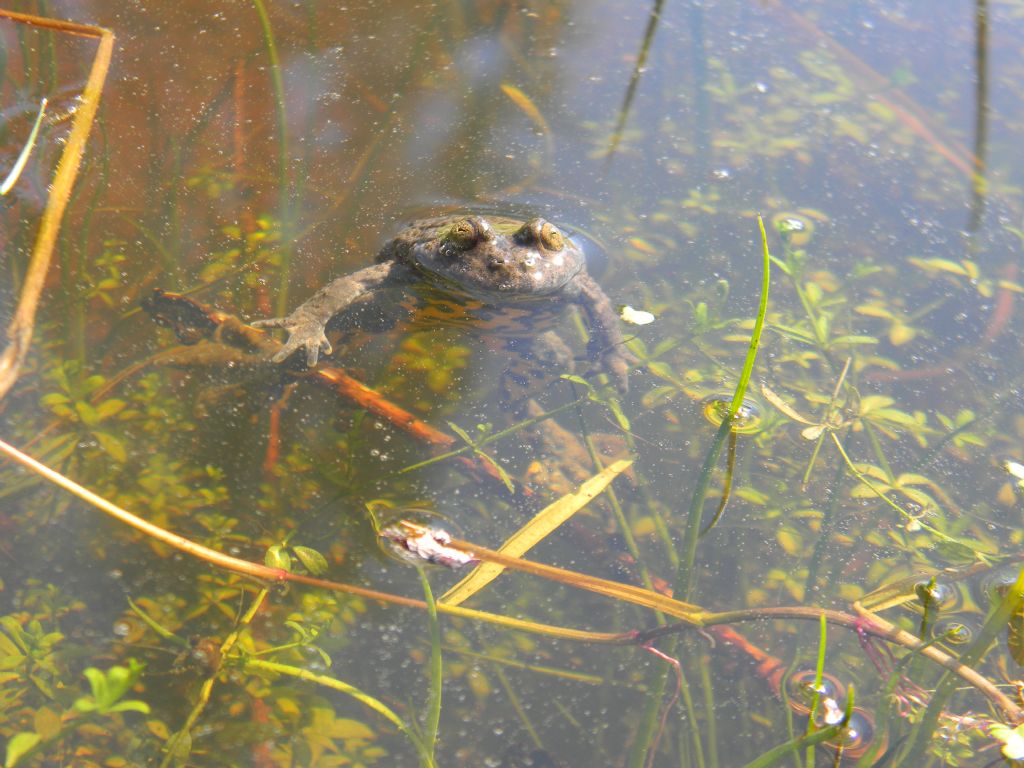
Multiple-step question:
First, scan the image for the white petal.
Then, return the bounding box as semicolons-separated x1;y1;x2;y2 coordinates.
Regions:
1004;460;1024;481
620;305;655;325
1002;730;1024;760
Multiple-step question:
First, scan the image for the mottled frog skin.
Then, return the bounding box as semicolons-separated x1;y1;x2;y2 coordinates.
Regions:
253;214;634;390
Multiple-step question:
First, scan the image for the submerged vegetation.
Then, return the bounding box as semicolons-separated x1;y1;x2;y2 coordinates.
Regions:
2;1;1024;766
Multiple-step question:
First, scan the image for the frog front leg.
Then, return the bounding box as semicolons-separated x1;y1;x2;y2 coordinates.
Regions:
568;272;637;393
252;261;411;366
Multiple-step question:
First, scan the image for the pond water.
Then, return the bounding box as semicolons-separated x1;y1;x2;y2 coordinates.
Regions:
2;1;1024;766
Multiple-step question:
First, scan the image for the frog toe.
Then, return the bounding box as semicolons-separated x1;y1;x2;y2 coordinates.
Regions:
605;352;633;393
270;341;300;364
251;317;284;329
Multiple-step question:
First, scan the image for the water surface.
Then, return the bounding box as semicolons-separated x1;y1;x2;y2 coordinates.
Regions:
1;1;1023;766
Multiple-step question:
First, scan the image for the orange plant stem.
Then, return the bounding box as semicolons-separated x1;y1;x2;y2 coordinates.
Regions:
0;436;624;643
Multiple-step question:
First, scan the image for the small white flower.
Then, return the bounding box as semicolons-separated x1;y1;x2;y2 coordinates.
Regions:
1005;460;1024;482
620;305;655;325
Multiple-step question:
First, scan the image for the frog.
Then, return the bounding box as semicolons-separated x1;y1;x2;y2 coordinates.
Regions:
252;214;636;391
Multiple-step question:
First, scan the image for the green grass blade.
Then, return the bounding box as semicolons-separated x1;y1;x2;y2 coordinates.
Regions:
1;97;47;195
250;0;294;316
247;658;435;766
803;613;829;767
729;214;771;417
420;569;443;766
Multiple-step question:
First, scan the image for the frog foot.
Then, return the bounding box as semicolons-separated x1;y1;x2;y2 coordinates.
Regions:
251;316;332;366
599;345;639;394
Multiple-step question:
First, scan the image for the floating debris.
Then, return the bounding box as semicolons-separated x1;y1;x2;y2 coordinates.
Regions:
380;520;477;569
619;305;655;325
1004;459;1024;489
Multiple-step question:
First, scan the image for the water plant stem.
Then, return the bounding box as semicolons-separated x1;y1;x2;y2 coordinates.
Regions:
729;215;771;417
828;432;972;550
0;435;629;643
245;658;437;767
159;587;270;768
894;563;1024;761
399;396;588;474
250;0;294;317
740;717;846;768
699;659;719;768
700;605;1022;721
802;614;829;767
603;0;665;164
420;569;443;765
675;214;772;599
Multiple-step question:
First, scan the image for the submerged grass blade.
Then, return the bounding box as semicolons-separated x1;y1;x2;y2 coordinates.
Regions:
603;0;665;163
0;97;47;195
420;569;442;766
676;215;772;596
250;0;294;316
644;215;771;767
729;214;771;417
246;658;436;767
441;459;633;606
803;613;829;767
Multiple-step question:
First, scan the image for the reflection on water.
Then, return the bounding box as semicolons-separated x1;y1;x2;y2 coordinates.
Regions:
2;0;1023;765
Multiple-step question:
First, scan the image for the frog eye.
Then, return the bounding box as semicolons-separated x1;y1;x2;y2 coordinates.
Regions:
447;219;479;250
517;219;564;251
539;222;564;251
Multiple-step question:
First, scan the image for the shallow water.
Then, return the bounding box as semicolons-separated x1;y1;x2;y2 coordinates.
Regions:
2;1;1023;766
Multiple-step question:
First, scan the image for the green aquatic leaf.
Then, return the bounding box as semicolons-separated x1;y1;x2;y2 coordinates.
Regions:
4;732;41;768
265;545;292;571
931;539;995;563
828;334;879;347
867;407;924;428
769;323;817;344
93;398;127;421
74;660;147;716
447;421;515;493
92;431;127;463
293;546;329;576
1009;600;1024;666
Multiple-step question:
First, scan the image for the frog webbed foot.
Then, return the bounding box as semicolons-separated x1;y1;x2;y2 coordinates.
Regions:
251;315;333;366
589;341;637;394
